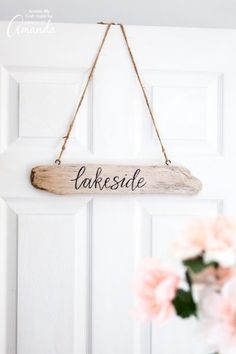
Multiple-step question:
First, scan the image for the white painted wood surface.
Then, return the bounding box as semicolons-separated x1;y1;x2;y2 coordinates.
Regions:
0;22;236;354
31;164;202;195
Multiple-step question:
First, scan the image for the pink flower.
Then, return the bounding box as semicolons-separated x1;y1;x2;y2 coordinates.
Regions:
134;258;180;325
174;220;207;259
174;216;236;267
200;277;236;354
205;216;236;266
191;266;236;287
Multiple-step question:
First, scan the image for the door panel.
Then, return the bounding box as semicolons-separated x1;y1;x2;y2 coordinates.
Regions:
0;22;236;354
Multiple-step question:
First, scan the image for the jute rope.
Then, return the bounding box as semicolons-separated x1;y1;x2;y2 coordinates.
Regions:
55;22;171;165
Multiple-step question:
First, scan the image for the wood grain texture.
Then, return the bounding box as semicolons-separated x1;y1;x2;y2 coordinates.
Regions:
31;164;202;195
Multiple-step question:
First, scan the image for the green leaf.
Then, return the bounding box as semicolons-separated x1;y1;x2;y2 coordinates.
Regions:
172;289;197;319
185;269;192;290
183;255;218;273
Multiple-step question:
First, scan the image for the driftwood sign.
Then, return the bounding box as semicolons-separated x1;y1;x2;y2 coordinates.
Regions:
31;164;202;195
30;26;203;196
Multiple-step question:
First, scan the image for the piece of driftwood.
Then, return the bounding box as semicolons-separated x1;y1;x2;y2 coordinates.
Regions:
31;164;202;195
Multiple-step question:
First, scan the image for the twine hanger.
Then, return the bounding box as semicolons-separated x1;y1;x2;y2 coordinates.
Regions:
55;22;171;166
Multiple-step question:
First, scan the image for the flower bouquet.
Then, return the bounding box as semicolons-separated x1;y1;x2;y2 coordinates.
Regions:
134;216;236;354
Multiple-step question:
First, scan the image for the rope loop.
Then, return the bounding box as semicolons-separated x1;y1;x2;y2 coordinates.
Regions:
55;22;171;165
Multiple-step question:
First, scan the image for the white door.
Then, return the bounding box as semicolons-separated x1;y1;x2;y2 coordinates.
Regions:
0;22;235;354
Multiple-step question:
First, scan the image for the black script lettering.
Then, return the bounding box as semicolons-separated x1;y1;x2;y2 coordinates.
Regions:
81;178;93;189
104;177;111;188
70;166;86;190
92;167;103;190
71;166;147;192
120;174;128;188
125;169;146;191
137;177;146;189
110;176;120;190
